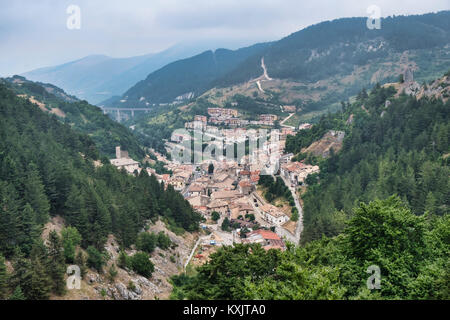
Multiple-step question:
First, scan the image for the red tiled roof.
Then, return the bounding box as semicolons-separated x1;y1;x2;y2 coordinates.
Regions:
253;229;281;241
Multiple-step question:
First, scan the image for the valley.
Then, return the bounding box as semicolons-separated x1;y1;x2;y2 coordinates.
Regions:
0;7;449;303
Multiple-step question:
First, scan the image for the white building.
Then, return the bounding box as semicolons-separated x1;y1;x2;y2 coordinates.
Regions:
110;146;140;174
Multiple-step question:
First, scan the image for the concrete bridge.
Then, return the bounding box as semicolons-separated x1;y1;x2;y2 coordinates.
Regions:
99;107;153;121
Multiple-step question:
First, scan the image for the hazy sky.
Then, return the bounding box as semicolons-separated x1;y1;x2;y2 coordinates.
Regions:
0;0;448;76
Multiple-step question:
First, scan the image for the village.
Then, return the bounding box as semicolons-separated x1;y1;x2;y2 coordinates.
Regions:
109;107;321;268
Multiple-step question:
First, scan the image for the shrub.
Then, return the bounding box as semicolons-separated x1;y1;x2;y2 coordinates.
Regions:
87;246;105;272
136;232;157;253
131;252;154;278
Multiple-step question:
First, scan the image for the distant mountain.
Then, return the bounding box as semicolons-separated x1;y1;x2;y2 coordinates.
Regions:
108;11;449;118
217;11;450;85
104;42;272;107
1;76;145;159
20;43;222;104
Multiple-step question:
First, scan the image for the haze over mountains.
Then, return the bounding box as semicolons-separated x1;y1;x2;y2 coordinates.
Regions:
21;41;244;104
104;11;450;111
22;11;449;112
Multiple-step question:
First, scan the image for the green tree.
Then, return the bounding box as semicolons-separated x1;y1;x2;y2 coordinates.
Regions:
108;264;118;282
17;204;40;256
0;254;8;299
23;164;50;225
61;226;82;263
157;232;172;250
221;217;231;232
47;231;66;295
9;286;26;300
136;232;157;254
131;252;154;278
28;240;52;300
211;211;220;222
74;251;87;279
86;246;105;273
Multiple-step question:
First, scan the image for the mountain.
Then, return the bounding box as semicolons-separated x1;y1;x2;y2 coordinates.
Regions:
1;76;145;159
105;42;272;107
0;81;201;299
21;43;221;104
111;11;449;124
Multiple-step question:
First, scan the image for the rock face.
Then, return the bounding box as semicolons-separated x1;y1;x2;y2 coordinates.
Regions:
302;130;345;158
114;282;141;300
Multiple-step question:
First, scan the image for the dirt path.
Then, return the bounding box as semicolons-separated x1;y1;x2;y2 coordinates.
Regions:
280;113;296;129
261;57;273;81
252;57;274;93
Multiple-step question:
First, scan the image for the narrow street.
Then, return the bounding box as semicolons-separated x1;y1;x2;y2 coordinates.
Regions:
280;175;303;244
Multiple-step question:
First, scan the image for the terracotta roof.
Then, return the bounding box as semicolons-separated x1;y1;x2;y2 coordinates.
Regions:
253;229;281;241
239;180;252;188
188;184;205;192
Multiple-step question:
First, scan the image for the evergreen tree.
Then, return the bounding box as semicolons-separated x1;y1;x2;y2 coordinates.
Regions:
74;251;87;279
23;163;50;225
0;254;8;299
9;286;25;300
61;226;82;263
10;248;32;299
47;231;66;295
28;240;52;300
16;204;40;256
0;182;20;256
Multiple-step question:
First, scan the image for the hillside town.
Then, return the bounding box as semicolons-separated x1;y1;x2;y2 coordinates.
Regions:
109;110;321;267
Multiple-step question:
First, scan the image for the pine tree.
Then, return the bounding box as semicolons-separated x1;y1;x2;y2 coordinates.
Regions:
10;248;32;299
0;181;20;256
28;240;52;300
74;251;87;279
61;226;82;263
9;286;25;300
47;231;66;295
16;204;40;256
0;254;8;299
23;164;50;225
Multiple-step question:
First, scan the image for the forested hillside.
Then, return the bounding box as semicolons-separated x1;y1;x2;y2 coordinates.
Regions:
286;75;449;243
171;73;449;300
105;43;271;107
1;76;145;159
0;83;201;299
172;196;449;299
218;11;450;85
105;12;450;129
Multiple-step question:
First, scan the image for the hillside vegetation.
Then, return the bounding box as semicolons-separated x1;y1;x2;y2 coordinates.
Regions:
171;72;450;300
0;83;201;299
1;76;145;159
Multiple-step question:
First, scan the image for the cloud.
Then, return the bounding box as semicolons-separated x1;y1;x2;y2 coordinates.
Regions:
0;0;448;76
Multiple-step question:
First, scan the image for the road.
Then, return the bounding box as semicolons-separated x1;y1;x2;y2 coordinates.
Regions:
280;113;296;129
280;175;303;245
250;188;301;245
261;57;273;81
252;57;273;93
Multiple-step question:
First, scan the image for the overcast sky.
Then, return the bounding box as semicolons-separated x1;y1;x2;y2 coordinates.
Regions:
0;0;448;76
